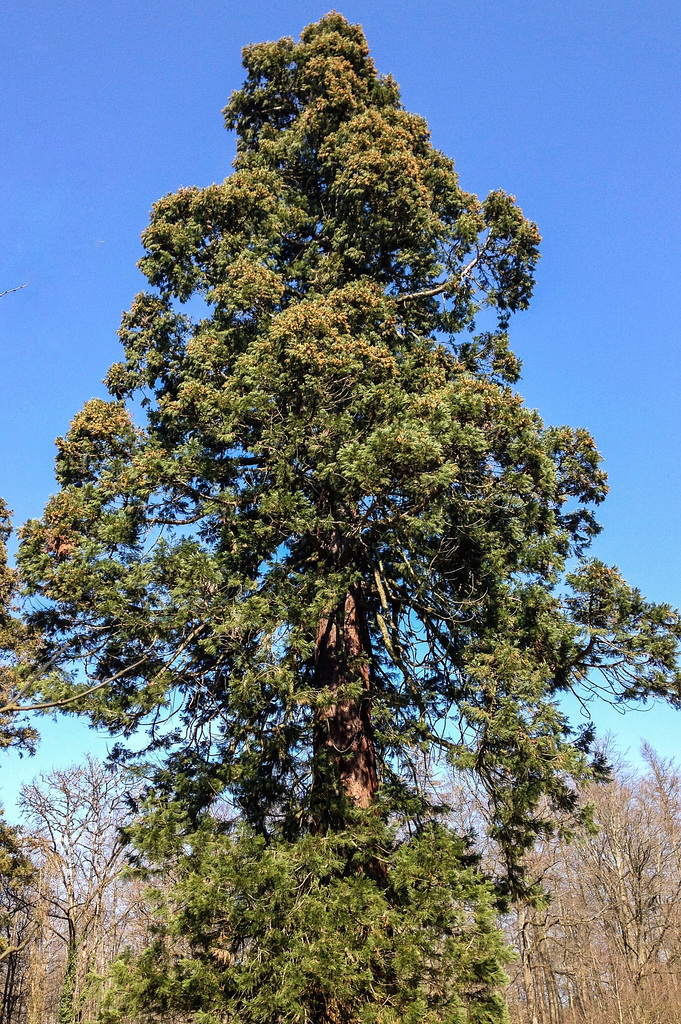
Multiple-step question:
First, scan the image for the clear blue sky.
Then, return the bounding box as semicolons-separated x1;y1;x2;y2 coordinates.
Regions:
2;0;680;816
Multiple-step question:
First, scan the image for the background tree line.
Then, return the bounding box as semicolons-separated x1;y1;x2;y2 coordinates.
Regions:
503;743;681;1024
0;759;147;1024
2;746;681;1024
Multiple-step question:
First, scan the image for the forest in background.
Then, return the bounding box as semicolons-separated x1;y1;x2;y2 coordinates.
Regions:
3;745;681;1024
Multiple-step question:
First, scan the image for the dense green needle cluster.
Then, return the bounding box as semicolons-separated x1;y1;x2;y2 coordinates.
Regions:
103;818;511;1024
15;12;681;1022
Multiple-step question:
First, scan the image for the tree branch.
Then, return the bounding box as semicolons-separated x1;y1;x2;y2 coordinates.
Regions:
0;657;148;714
0;928;34;963
394;252;484;303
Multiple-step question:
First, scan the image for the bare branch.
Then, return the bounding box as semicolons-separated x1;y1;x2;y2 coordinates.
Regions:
394;252;484;303
0;284;28;299
0;930;34;964
395;281;451;303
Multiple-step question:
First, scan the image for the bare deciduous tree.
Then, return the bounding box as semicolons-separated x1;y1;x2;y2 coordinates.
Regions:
19;758;135;1024
503;745;681;1024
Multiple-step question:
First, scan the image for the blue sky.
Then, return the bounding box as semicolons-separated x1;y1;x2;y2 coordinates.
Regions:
1;0;680;815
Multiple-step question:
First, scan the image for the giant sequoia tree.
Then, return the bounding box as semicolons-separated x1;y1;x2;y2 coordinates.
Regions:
17;13;681;1023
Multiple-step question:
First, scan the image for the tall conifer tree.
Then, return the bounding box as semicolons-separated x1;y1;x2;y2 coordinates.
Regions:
18;13;681;1022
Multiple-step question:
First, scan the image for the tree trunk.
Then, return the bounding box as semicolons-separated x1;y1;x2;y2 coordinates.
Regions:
58;922;78;1024
1;949;17;1024
517;906;540;1024
312;584;378;817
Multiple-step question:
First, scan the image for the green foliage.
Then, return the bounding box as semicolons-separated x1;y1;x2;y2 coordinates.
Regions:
0;499;40;753
15;11;681;1022
0;812;34;962
105;812;510;1024
58;938;79;1024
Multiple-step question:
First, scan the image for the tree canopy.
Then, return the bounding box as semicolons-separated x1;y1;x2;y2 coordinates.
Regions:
15;12;681;1023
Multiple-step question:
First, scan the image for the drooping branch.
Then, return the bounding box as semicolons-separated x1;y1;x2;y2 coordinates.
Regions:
0;657;148;714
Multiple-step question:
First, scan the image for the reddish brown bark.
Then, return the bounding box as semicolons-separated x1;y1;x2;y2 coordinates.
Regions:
312;584;378;811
